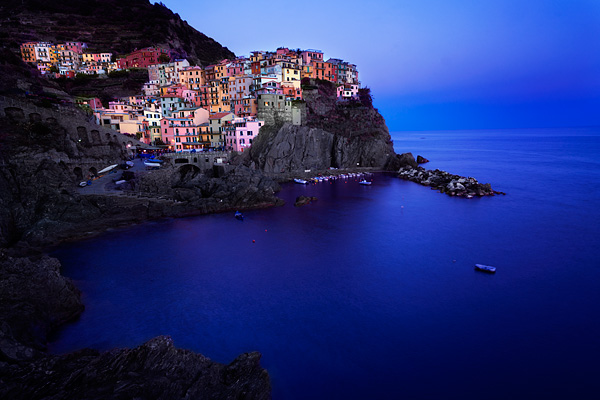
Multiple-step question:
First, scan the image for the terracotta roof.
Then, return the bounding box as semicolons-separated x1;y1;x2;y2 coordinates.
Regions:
209;112;233;119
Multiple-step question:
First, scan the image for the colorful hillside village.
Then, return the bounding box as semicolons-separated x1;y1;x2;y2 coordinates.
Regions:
20;43;360;152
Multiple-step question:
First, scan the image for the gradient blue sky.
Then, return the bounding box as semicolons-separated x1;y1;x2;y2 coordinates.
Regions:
159;0;600;130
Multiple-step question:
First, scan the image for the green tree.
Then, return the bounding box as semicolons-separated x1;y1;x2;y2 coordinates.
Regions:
158;53;170;63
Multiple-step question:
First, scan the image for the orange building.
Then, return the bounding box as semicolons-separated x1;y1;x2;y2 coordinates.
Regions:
20;42;37;63
313;61;336;82
179;66;205;90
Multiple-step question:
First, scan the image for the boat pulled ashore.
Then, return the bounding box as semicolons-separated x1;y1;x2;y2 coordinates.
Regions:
144;161;162;168
474;264;496;273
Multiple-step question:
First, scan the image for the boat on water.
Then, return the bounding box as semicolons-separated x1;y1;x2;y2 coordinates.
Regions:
359;180;372;185
234;211;244;220
294;179;308;184
474;264;496;273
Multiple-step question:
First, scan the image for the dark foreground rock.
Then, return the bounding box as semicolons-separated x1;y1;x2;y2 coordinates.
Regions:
0;254;83;361
416;155;430;164
0;336;271;400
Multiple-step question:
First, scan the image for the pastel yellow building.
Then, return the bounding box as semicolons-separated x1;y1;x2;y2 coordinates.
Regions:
179;66;205;90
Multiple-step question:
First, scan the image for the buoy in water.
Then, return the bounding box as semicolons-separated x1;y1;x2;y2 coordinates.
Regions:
252;240;255;243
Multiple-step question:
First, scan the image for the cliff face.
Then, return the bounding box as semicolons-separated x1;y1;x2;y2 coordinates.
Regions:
245;79;401;173
247;123;399;173
0;0;234;66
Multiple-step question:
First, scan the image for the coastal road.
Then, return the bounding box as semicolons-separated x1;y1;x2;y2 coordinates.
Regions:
76;158;149;196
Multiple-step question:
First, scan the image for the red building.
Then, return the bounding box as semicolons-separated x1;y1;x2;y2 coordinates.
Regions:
117;47;169;69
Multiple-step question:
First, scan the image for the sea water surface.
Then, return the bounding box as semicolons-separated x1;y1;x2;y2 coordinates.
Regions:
51;128;600;399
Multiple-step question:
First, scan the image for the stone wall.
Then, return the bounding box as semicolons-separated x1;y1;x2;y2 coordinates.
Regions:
257;93;305;126
163;151;230;171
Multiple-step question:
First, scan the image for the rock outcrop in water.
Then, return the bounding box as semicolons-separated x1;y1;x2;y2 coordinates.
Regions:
396;154;504;198
244;79;401;173
294;195;318;207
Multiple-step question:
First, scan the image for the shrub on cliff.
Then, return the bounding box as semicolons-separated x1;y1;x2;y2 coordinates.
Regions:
358;87;373;108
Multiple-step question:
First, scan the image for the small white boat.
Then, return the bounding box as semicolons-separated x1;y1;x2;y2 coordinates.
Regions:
359;180;372;185
78;181;87;187
234;211;244;220
294;179;308;184
98;164;118;174
474;264;496;273
144;162;161;168
115;180;127;185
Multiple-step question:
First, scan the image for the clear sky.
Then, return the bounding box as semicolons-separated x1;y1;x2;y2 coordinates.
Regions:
158;0;600;131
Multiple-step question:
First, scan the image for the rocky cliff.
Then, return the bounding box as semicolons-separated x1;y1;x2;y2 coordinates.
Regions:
244;79;402;173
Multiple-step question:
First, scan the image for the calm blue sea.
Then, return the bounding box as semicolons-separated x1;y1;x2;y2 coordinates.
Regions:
51;128;600;399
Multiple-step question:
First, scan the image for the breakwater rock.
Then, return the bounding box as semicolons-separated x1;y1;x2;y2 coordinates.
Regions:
0;336;270;400
398;166;504;197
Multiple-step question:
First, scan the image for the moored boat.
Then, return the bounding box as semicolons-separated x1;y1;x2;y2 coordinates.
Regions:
294;179;308;184
359;180;372;185
234;211;244;220
474;264;496;273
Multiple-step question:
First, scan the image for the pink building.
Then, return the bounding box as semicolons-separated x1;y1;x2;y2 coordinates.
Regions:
88;98;103;110
301;49;323;66
64;42;87;54
160;117;204;151
230;75;253;115
337;83;359;100
227;60;245;77
223;116;264;152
